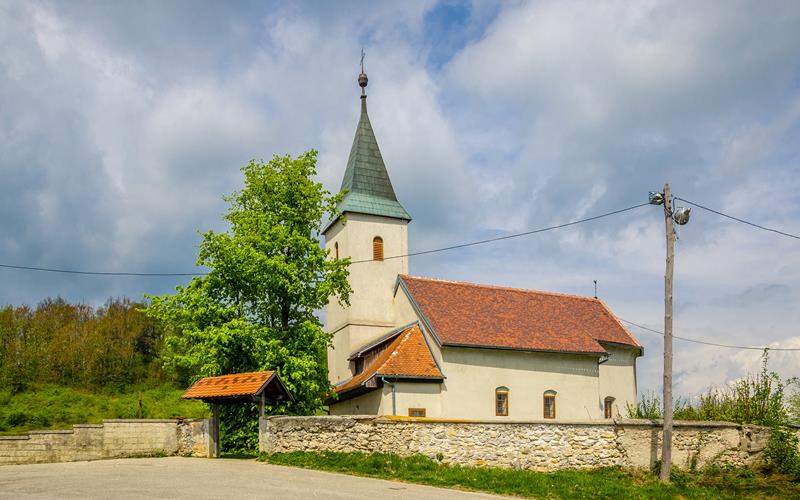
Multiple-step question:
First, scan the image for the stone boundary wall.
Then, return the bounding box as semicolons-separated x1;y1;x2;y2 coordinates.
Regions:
0;419;211;466
261;416;800;471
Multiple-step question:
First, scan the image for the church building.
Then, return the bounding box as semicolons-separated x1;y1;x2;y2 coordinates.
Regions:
324;68;642;420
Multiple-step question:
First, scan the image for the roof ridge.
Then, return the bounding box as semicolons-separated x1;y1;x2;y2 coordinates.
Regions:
200;370;273;378
400;275;599;302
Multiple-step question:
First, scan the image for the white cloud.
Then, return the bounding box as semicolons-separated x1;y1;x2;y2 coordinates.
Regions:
1;0;798;399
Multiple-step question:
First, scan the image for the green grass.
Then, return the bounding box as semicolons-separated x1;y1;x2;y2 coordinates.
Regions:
262;451;800;499
0;384;208;435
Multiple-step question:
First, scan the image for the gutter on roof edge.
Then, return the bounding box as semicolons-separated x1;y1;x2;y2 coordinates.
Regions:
597;339;644;357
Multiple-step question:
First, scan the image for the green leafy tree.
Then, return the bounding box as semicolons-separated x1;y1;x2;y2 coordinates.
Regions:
146;151;350;418
0;298;164;392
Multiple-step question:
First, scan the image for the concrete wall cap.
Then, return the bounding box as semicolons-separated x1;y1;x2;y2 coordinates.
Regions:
267;415;757;429
614;418;744;428
28;429;74;435
376;416;615;426
72;424;104;428
102;419;179;423
0;435;30;440
268;415;377;422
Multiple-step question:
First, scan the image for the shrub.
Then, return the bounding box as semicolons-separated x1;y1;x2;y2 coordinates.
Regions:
219;403;259;454
627;351;794;428
627;391;662;419
764;427;800;480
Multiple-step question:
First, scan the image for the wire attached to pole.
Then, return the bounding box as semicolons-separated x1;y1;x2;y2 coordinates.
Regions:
676;197;800;240
619;318;800;351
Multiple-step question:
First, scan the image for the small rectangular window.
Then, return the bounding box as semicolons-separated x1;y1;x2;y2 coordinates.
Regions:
604;398;614;419
408;408;426;418
543;395;556;419
495;390;508;416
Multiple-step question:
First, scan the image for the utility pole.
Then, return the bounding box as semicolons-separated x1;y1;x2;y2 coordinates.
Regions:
648;184;690;483
660;183;674;482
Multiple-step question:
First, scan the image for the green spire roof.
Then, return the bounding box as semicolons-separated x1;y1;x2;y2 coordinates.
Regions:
324;92;411;232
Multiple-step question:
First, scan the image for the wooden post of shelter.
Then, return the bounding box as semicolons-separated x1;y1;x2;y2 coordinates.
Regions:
210;403;219;458
260;391;266;419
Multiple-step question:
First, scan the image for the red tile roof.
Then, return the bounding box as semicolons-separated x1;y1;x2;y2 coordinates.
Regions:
335;324;444;396
183;371;275;400
399;275;640;355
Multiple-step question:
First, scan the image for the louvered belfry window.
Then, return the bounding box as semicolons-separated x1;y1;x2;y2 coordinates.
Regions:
372;236;384;261
334;242;339;260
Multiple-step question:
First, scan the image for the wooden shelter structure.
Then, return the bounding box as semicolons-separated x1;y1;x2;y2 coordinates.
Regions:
182;371;293;457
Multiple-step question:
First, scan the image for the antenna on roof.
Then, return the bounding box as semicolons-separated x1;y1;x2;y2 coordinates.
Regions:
593;280;598;299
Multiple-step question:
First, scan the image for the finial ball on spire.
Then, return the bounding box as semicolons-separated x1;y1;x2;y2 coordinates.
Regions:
358;48;368;89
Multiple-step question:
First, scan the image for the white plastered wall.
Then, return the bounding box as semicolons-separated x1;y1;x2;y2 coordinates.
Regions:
329;387;386;415
440;347;604;420
329;382;444;417
598;344;639;418
324;213;409;383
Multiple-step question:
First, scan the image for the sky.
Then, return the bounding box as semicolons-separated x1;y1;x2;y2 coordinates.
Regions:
1;0;799;399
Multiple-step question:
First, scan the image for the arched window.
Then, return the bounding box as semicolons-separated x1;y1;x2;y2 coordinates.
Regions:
495;386;509;416
604;396;615;419
543;390;557;419
334;242;339;260
372;236;384;261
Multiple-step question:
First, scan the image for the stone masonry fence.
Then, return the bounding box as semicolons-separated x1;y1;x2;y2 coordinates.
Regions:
0;419;211;466
261;415;800;471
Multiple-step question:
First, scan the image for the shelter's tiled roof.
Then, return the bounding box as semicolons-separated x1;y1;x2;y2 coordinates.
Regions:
183;371;274;400
399;276;640;355
335;324;443;396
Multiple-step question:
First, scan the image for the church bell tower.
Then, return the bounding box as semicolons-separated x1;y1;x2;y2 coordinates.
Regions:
323;62;412;384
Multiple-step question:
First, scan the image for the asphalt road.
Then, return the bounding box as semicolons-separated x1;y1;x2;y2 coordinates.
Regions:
0;457;508;499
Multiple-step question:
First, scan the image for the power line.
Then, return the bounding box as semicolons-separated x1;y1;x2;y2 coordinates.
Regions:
349;202;651;264
2;197;797;352
0;263;206;277
619;317;800;351
676;197;800;240
0;202;650;276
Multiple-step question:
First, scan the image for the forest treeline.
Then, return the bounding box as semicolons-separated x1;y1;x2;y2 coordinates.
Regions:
0;298;167;392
